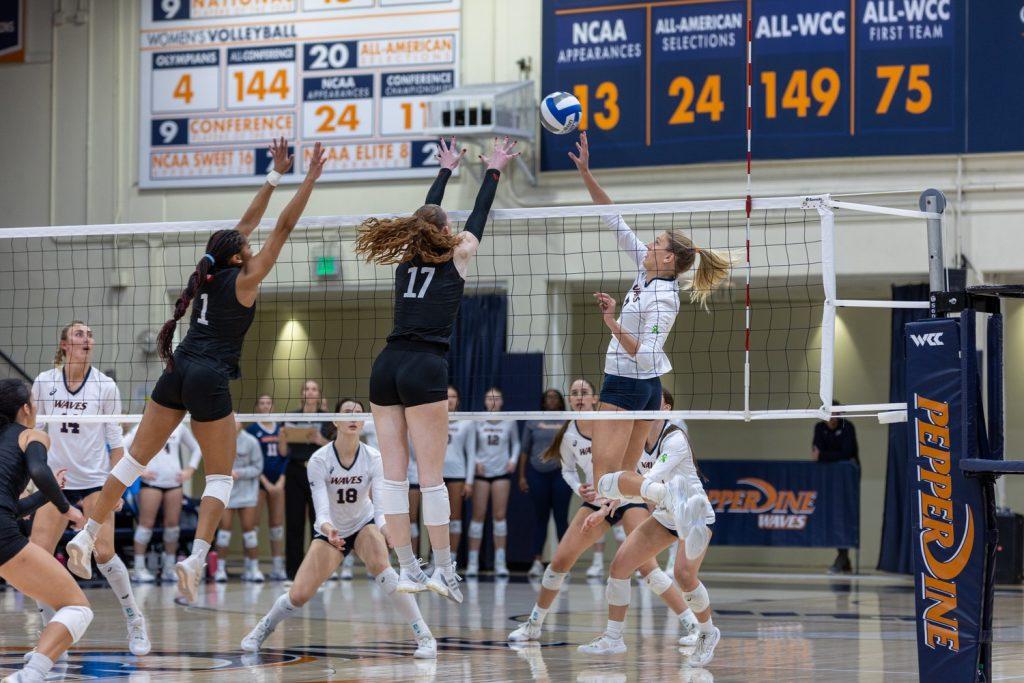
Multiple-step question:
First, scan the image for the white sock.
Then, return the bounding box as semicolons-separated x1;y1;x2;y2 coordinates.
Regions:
591;551;604;565
468;550;479;565
273;556;285;572
163;553;176;569
84;518;102;538
191;539;211;563
606;619;625;640
433;546;452;570
529;604;549;625
265;593;297;629
133;554;146;571
24;652;54;677
698;616;715;633
35;601;54;626
246;558;258;572
342;554;355;568
97;556;141;622
495;548;506;565
395;544;419;573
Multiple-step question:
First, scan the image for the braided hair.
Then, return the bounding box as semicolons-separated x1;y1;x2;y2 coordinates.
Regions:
157;229;247;369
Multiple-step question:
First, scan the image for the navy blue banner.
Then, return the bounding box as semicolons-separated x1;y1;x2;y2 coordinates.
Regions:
541;0;1024;170
701;460;859;548
905;318;985;680
0;0;23;62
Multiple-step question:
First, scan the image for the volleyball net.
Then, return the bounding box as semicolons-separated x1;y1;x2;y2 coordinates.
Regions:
0;194;940;424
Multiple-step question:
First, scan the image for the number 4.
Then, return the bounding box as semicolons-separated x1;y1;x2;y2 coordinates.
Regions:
173;74;194;105
403;267;435;298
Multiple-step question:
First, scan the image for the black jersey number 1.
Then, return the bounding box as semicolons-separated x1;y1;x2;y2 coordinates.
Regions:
197;293;210;325
402;267;435;299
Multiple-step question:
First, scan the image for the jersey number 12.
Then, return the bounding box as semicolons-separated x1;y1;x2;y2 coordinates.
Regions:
403;267;435;299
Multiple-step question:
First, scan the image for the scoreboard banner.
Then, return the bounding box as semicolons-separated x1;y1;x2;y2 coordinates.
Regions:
139;0;460;188
541;0;1024;171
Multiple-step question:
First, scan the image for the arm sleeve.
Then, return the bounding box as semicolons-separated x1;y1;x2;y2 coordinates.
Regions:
307;457;332;536
634;292;679;373
370;456;387;529
25;441;70;514
16;490;48;516
424;167;453;205
559;441;582;496
463;169;500;242
103;382;124;451
602;215;647;268
507;422;521;468
182;427;202;468
464;425;477;485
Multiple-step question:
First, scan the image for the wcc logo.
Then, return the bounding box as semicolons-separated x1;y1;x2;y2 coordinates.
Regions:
914;394;974;652
911;332;945;347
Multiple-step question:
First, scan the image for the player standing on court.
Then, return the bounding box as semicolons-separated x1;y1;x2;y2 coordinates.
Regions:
30;321;150;655
248;394;289;581
64;139;328;604
355;136;519;603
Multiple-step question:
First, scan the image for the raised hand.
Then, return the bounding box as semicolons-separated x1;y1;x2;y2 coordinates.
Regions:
581;505;608;531
479;136;520;172
594;291;617;320
436;136;468;171
568;131;590;172
270;137;294;174
306;141;327;181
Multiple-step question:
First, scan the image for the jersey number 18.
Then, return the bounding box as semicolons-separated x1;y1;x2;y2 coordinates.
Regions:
336;488;358;504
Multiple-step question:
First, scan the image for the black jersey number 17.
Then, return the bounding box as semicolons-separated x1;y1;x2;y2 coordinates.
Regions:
402;267;435;299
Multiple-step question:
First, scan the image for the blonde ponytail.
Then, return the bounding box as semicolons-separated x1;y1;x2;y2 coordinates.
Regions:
665;231;735;311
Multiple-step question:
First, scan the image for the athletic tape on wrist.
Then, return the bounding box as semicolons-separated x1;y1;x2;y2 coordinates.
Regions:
266;170;282;187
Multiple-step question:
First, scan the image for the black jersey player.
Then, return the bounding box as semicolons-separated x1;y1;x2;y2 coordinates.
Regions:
354;136;519;603
66;140;328;604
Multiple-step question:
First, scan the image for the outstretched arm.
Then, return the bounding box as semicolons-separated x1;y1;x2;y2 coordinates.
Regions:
235;138;295;237
237;142;327;296
424;137;466;206
454;137;519;264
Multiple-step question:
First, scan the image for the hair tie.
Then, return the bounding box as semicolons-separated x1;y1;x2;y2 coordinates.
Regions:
693;247;702;255
203;254;215;265
205;274;214;282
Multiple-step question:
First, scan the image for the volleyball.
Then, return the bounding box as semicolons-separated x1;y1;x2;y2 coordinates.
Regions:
540;91;582;134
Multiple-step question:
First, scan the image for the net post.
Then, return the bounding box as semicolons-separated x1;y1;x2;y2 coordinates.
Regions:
919;189;947;317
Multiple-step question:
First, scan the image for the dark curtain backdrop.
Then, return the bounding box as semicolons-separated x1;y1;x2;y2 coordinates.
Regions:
448;294;507;411
877;283;930;573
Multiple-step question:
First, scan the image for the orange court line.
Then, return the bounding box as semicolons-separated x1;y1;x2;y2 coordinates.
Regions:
141;8;459;33
141;28;459;52
556;0;729;15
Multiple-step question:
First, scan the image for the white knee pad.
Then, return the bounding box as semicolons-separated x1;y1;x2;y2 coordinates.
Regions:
420;484;450;527
541;566;567;591
684;581;710;613
493;520;508;537
50;605;93;644
597;472;624;500
376;566;400;594
203;474;234;506
269;525;285;542
111;453;147;487
243;529;259;549
606;577;632;607
133;526;153;547
216;529;232;548
468;520;484;540
643;568;673;596
449;519;462;535
162;526;180;543
380;479;410;516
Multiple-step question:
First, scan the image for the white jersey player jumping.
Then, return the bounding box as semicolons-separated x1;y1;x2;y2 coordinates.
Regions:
29;321;151;656
241;398;437;659
579;388;719;665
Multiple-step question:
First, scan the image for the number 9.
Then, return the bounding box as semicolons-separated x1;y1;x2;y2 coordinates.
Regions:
159;120;179;144
161;0;182;18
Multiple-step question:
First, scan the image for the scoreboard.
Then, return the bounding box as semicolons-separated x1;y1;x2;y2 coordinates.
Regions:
541;0;1024;171
139;0;460;188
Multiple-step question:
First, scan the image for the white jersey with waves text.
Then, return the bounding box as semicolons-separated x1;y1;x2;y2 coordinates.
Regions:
31;367;124;489
559;421;594;495
308;441;386;539
468;420;520;478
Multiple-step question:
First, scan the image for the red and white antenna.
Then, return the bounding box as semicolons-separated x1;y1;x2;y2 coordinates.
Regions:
743;16;753;420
